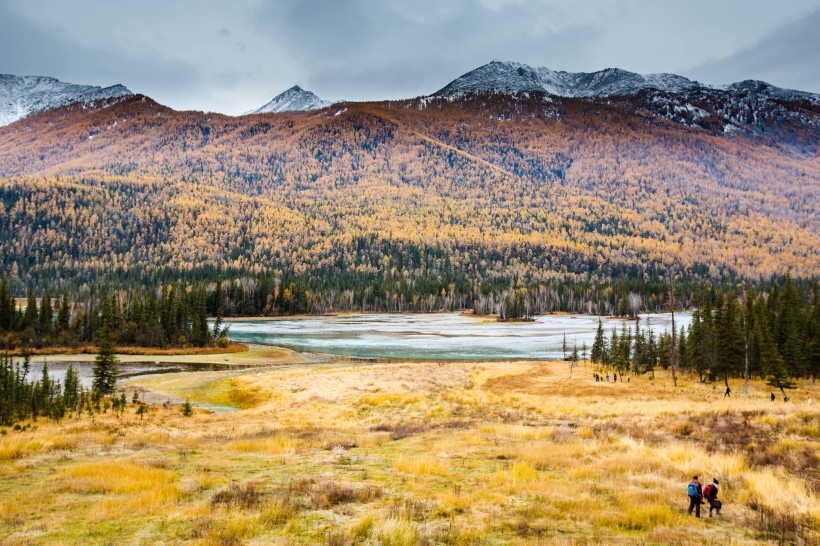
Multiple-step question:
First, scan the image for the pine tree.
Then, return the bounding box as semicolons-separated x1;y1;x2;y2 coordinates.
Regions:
0;273;10;331
38;291;53;338
22;286;38;332
562;333;567;361
715;294;743;387
92;295;119;395
757;302;796;399
64;363;80;413
57;288;71;333
777;274;805;378
591;319;605;364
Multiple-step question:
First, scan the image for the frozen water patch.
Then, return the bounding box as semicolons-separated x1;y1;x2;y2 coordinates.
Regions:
225;312;693;361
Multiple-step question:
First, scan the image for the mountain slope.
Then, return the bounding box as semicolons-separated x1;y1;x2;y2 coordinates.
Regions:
0;74;132;127
432;61;820;150
247;85;333;114
0;92;817;289
435;60;820;102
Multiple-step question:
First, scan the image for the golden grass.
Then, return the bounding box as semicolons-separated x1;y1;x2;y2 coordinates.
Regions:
394;454;450;476
0;359;816;544
59;460;176;494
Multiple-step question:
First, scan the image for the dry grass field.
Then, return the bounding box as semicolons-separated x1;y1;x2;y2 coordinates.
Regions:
0;357;817;545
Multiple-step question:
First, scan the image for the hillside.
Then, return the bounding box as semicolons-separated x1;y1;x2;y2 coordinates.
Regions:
0;85;818;301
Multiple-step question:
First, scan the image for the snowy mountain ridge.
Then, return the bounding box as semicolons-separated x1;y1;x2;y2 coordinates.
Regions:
434;60;820;103
0;74;133;127
247;85;334;114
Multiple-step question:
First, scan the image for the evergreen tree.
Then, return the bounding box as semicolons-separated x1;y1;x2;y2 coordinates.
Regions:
38;291;53;338
57;288;71;333
777;274;805;378
562;333;567;361
92;295;119;395
714;294;743;387
756;301;796;398
0;273;10;331
22;286;38;332
591;319;605;364
64;363;80;413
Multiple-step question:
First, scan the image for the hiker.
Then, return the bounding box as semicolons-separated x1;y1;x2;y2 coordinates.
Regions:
703;478;721;516
724;386;730;398
594;372;599;382
771;392;776;402
687;476;703;517
614;373;618;382
627;374;630;383
606;373;610;382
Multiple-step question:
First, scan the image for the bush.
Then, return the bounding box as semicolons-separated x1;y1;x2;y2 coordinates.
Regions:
211;482;262;509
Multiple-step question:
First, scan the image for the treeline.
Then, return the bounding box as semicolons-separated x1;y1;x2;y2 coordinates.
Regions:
0;351;147;427
0;273;226;350
590;275;820;392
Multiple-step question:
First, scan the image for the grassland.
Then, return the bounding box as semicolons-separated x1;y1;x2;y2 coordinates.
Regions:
0;357;817;545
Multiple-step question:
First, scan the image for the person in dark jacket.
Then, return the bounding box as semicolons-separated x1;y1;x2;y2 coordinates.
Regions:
687;476;703;517
703;478;721;516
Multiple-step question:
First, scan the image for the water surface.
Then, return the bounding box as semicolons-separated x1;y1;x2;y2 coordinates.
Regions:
225;312;692;360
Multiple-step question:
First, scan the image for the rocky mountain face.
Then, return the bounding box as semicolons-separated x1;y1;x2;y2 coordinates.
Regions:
0;74;132;127
247;85;333;114
433;61;820;148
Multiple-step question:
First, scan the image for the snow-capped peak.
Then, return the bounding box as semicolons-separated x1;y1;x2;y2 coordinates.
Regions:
247;85;334;114
0;74;133;127
434;61;710;99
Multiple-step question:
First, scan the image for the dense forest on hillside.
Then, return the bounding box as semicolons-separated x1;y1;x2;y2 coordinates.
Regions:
0;93;817;308
589;276;820;390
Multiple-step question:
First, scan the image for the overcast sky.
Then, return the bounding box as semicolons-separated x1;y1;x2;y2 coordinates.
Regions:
1;0;818;115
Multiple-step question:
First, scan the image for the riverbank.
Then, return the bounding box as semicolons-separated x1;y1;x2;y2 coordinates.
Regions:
5;342;249;357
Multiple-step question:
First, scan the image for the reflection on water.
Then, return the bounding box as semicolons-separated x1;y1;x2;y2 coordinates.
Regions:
225;312;693;360
21;360;237;389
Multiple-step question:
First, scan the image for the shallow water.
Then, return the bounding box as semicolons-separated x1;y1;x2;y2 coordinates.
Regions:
21;360;234;390
225;312;693;360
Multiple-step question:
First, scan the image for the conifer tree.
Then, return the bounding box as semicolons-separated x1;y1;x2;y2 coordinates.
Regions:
591;319;605;364
38;291;52;338
0;273;10;331
22;286;38;332
57;288;71;333
92;295;119;395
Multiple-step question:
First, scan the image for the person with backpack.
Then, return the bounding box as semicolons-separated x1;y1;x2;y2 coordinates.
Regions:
687;476;703;517
703;478;721;516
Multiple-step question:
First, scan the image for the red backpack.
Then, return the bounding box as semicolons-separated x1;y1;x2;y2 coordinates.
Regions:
703;484;714;498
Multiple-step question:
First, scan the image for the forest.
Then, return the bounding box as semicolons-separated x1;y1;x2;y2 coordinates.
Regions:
0;93;817;305
589;276;820;393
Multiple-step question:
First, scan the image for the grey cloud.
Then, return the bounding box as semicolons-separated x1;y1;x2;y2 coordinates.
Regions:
2;0;819;114
256;0;604;100
0;2;205;108
688;9;820;92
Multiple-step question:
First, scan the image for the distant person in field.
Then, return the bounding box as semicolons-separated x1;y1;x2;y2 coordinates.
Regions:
771;392;776;402
606;373;610;382
627;374;630;383
703;478;721;516
614;373;618;382
687;476;703;517
724;386;730;397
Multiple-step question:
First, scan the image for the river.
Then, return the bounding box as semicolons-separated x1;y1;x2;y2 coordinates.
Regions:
224;311;693;361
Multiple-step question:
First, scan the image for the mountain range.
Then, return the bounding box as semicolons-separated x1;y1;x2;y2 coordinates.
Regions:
0;61;817;293
0;74;132;127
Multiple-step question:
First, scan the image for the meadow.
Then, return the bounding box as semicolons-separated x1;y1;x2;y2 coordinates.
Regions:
0;354;817;545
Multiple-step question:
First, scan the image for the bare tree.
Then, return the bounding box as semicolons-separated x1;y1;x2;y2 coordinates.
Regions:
628;292;643;318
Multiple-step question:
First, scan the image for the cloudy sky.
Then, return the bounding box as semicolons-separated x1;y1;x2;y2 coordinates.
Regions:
1;0;818;114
